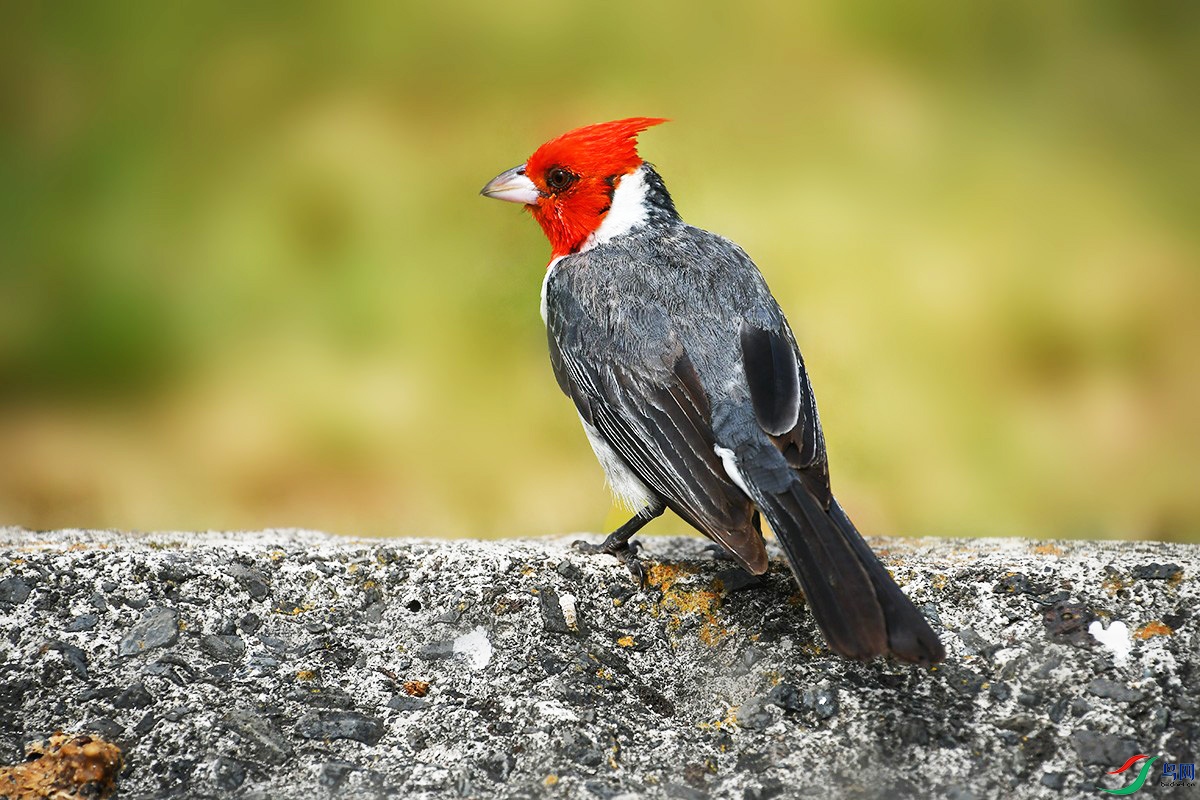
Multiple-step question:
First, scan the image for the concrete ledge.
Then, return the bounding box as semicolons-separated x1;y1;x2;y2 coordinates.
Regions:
0;528;1196;799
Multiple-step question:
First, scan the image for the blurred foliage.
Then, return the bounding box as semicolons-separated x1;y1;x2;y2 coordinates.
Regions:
1;2;1197;541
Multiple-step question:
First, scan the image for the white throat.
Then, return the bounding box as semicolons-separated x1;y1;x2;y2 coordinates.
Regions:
580;165;651;253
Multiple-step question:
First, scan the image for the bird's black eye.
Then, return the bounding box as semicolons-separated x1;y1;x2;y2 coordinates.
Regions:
545;167;575;192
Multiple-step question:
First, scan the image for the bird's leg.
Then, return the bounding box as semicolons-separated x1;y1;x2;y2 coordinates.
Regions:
574;502;665;587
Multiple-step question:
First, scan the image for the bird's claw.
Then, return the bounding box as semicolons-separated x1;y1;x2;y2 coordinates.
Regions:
701;543;738;563
572;537;648;589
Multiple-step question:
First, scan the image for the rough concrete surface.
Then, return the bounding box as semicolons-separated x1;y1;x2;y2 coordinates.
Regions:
0;528;1196;799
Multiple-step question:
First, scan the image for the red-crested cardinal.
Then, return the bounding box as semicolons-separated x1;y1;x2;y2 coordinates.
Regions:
481;118;944;664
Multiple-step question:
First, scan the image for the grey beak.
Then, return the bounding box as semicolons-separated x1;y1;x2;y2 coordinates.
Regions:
480;165;541;205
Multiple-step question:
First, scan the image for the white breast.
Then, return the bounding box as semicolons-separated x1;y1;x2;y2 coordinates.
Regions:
580;417;656;512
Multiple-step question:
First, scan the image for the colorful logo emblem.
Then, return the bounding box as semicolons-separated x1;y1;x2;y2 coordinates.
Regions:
1102;755;1196;795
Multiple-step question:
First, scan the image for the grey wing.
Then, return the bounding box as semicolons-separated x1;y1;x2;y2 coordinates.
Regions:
547;292;768;573
739;318;830;507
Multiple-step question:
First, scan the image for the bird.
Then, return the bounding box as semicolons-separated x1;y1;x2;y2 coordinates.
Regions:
480;118;944;665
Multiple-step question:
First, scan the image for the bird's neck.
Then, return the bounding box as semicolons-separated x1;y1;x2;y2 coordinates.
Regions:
542;164;680;261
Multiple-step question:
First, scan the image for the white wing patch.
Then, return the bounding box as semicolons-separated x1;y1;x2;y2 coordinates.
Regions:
713;446;752;498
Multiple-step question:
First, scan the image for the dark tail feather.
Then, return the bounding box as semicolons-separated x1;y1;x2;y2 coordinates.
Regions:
828;499;946;665
758;482;945;665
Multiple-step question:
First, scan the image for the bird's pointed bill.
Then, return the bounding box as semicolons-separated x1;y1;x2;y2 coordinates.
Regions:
480;166;540;205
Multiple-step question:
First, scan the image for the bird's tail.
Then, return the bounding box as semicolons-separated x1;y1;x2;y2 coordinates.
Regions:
755;481;945;665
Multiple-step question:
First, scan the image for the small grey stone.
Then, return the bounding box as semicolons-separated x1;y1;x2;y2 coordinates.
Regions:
318;761;357;789
539;586;571;634
806;687;839;719
766;683;804;713
1070;729;1139;766
88;592;107;610
133;711;158;736
222;708;293;766
1131;563;1182;581
1043;602;1095;646
85;717;124;742
1040;771;1066;790
296;710;384;745
144;652;197;685
63;613;98;632
212;756;246;791
228;564;270;599
164;704;192;722
115;594;149;610
736;696;774;730
200;634;246;662
0;576;32;606
415;640;455;660
363;602;384;624
238;612;262;634
1087;678;1145;703
258;635;287;654
119;607;180;657
114;681;155;709
388;695;428;711
41;640;88;679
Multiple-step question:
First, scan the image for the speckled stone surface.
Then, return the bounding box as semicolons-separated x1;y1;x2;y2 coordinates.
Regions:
0;528;1196;799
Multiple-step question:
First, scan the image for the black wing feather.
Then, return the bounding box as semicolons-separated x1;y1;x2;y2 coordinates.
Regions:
548;324;767;573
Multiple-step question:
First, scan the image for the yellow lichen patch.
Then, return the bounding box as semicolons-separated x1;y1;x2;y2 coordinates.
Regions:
1134;620;1174;639
698;624;729;647
0;732;123;800
616;636;635;648
1101;573;1131;595
1033;543;1065;557
543;774;559;787
272;602;313;616
646;563;729;645
295;670;317;682
645;562;690;593
698;707;739;732
931;574;948;591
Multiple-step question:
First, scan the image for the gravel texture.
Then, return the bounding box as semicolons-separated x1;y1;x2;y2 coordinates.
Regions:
0;528;1196;799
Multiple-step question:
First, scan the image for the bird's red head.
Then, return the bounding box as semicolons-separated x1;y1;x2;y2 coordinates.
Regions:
481;117;668;259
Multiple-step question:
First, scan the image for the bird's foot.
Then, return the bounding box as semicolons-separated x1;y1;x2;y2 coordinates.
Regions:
701;543;739;563
573;536;647;588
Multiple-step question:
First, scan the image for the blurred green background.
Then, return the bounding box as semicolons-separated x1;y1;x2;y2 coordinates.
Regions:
1;2;1197;542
